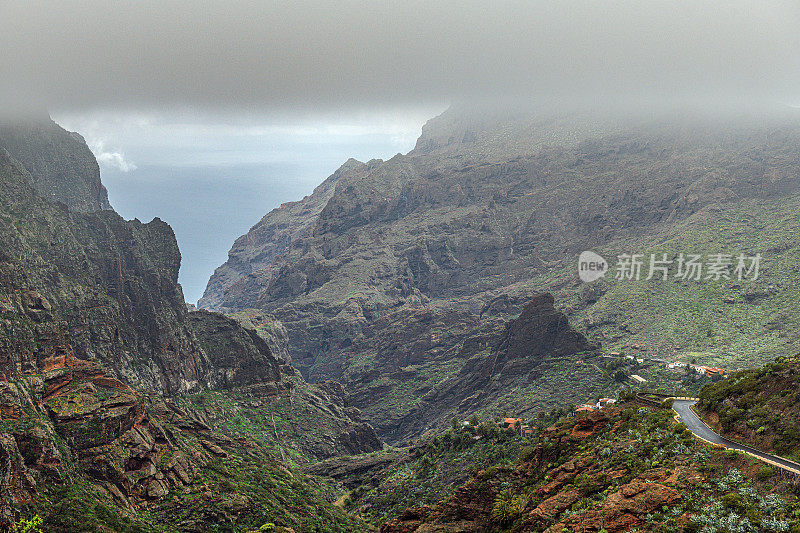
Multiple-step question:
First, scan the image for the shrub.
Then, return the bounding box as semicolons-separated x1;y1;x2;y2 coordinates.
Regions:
491;489;529;524
12;515;43;533
721;492;743;512
757;466;775;481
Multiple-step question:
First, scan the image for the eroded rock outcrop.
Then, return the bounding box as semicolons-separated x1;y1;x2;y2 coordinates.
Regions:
0;354;209;515
0;115;112;212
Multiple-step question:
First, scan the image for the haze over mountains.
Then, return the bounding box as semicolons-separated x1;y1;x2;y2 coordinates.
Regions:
5;1;800;531
5;101;800;531
198;103;800;442
51;110;430;303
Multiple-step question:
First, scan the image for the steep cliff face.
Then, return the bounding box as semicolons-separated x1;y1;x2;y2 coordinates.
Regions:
0;122;383;529
199;158;364;311
0;148;209;394
376;294;602;442
0;116;112;212
187;310;283;389
202;106;800;440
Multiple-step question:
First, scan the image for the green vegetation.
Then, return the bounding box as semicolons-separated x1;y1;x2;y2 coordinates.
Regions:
145;455;369;533
39;480;153;533
373;398;800;531
698;356;800;460
491;489;528;524
340;416;535;524
547;193;800;370
11;515;43;533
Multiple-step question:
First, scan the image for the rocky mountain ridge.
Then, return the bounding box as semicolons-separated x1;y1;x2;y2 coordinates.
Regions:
0;118;381;530
201;106;800;441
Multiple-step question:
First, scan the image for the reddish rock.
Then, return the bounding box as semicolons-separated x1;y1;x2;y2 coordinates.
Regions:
545;481;681;533
530;489;582;522
570;409;611;439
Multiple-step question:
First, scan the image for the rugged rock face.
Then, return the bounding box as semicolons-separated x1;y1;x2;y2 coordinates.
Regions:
0;147;211;395
0;352;373;531
0;354;211;517
187;310;282;389
487;293;596;377
180;373;383;461
0;115;112;212
387;294;599;441
201;106;800;440
199;158;364;311
0;119;382;528
225;308;293;364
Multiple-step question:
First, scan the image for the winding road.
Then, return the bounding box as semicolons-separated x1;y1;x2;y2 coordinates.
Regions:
672;399;800;474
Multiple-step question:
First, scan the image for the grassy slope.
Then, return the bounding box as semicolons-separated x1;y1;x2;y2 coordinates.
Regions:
698;356;800;462
519;192;800;370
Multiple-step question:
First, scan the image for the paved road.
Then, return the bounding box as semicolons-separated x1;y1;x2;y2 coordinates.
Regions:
672;399;800;474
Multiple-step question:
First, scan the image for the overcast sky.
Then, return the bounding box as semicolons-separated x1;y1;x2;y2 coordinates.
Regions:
4;0;800;301
3;0;800;114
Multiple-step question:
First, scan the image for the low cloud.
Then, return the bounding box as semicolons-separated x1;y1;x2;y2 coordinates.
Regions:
2;1;799;116
89;139;137;173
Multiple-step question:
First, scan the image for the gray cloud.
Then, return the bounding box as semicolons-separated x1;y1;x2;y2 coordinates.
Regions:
2;0;800;115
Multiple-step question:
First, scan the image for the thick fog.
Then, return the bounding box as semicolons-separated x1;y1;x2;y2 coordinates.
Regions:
2;0;800;116
3;0;800;303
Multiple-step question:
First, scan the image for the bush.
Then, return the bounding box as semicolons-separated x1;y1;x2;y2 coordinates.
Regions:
757;466;775;481
721;492;743;512
12;515;43;533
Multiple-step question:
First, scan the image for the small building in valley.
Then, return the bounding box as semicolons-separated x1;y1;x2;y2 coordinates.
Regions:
498;417;522;431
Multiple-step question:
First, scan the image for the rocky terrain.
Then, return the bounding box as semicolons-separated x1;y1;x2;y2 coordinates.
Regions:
378;399;800;532
383;293;603;441
199;158;363;311
0;117;381;531
201;105;800;441
0;353;373;531
6;107;800;531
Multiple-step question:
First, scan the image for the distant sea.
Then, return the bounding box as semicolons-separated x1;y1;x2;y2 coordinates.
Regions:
56;111;431;304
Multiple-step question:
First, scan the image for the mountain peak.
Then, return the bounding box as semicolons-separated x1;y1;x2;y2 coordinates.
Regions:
0;116;112;212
